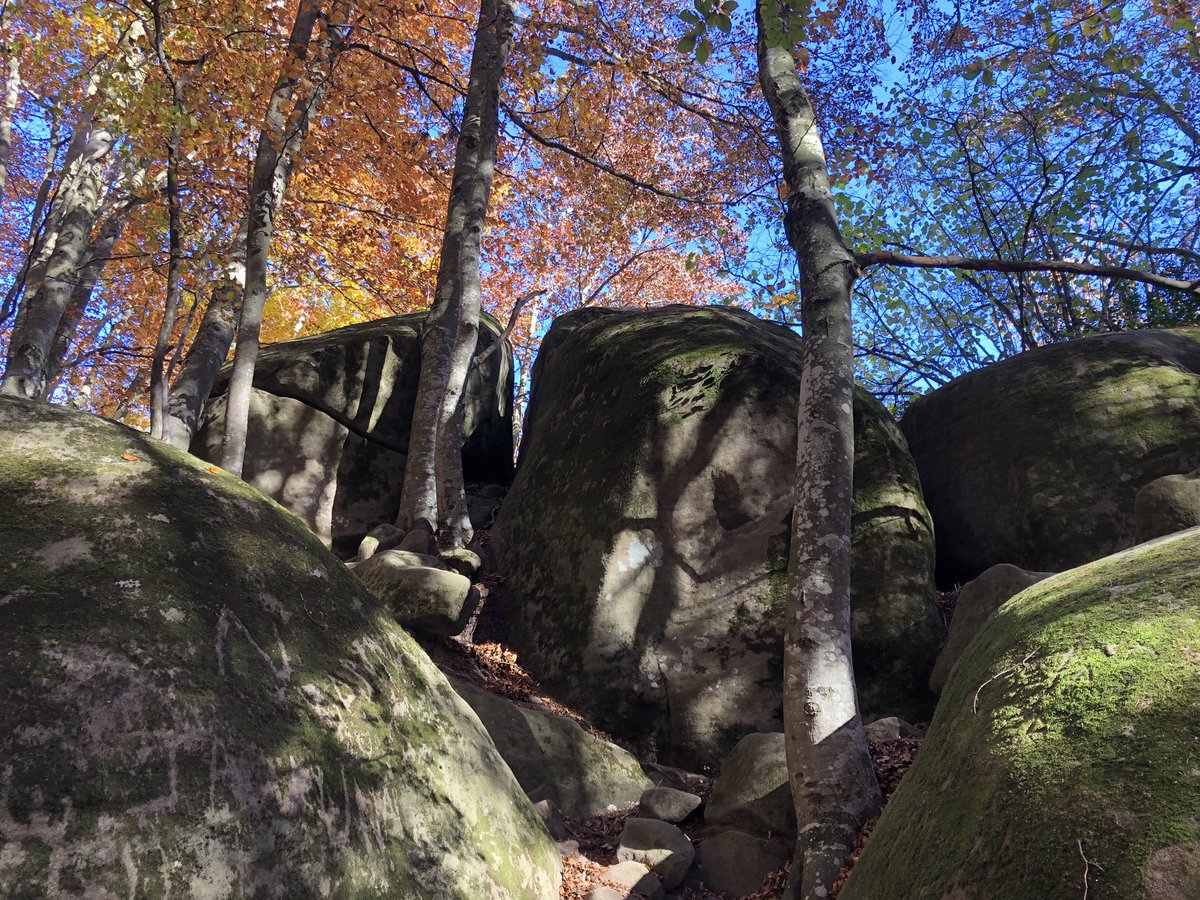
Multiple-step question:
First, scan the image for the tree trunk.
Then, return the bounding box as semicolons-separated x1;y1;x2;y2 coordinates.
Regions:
163;115;314;453
41;186;145;396
755;2;881;897
0;55;19;206
220;0;354;476
395;0;515;545
164;279;238;449
0;124;114;398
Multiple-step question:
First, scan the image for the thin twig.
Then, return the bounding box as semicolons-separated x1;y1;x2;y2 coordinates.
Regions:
474;288;546;367
1078;838;1103;899
972;650;1037;714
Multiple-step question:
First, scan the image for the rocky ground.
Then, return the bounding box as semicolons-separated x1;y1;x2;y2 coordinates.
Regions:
435;635;925;899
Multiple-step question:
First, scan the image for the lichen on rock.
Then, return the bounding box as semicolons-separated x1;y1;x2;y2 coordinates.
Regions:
0;397;559;898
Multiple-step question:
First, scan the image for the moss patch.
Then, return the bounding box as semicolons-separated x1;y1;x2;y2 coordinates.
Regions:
842;527;1200;899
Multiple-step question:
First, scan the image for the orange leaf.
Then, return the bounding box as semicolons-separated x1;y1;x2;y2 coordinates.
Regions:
206;465;221;474
122;452;139;462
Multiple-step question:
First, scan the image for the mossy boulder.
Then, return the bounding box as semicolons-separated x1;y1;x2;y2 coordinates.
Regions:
1135;469;1200;544
494;306;941;767
0;398;559;898
841;526;1200;900
449;677;652;817
193;312;514;554
901;327;1200;584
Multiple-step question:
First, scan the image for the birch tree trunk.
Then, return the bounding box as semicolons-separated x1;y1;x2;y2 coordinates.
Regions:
395;0;515;545
755;2;881;897
220;0;355;476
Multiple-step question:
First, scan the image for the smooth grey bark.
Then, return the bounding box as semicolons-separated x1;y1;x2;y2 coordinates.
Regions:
0;124;114;398
164;111;313;453
220;0;354;476
41;183;147;396
755;2;881;898
164;279;238;449
396;0;516;546
0;56;18;205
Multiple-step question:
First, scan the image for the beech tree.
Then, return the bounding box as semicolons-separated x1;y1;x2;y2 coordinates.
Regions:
394;0;516;546
219;0;357;475
753;0;880;893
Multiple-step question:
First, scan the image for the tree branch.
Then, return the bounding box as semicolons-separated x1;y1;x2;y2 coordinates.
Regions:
500;101;719;205
856;250;1200;296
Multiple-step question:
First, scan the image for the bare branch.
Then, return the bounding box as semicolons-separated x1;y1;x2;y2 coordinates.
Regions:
857;250;1200;296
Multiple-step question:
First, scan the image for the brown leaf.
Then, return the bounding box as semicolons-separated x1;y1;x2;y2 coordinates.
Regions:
121;452;139;462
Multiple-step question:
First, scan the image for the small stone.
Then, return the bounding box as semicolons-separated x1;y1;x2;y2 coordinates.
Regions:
863;716;922;742
602;860;664;900
439;547;483;577
638;786;702;823
1105;645;1118;657
556;839;580;857
584;888;623;900
397;521;436;555
356;535;380;562
617;818;695;890
357;523;405;561
705;733;794;837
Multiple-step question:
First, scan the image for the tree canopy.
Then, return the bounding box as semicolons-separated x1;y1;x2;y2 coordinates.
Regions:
0;0;1195;419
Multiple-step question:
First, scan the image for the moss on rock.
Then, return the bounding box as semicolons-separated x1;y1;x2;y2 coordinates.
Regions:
901;327;1200;584
494;306;941;768
0;398;559;898
841;526;1200;900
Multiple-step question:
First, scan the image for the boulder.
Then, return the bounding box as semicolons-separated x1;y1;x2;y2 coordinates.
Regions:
638;786;702;823
841;526;1200;900
601;861;664;900
863;716;922;742
440;547;483;578
1135;469;1200;544
900;327;1200;584
616;818;695;890
696;830;790;898
929;563;1052;693
0;398;559;898
449;677;652;817
495;306;942;766
353;551;475;636
705;733;793;837
192;312;514;554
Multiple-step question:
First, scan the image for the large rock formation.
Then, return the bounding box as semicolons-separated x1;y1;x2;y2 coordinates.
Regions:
494;306;942;767
841;526;1200;900
0;398;559;898
901;327;1200;584
193;313;514;553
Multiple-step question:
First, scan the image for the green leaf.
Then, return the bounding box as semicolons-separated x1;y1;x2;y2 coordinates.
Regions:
713;12;732;33
680;10;702;25
675;34;697;54
696;36;713;64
